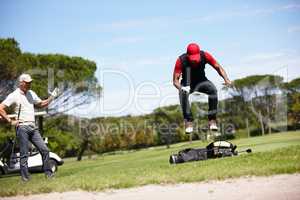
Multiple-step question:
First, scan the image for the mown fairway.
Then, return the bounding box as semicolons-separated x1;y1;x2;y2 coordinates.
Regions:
1;131;300;197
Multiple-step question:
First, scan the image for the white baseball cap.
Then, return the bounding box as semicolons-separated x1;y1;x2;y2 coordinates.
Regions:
19;74;33;82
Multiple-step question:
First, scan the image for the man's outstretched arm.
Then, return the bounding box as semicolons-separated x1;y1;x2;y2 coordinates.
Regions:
173;72;182;90
205;52;231;85
173;58;183;90
35;96;54;108
35;88;59;108
211;62;231;85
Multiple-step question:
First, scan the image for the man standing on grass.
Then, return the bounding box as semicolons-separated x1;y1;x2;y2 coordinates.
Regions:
173;43;231;134
0;74;59;182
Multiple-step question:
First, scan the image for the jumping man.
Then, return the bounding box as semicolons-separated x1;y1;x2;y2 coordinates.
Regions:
173;43;231;134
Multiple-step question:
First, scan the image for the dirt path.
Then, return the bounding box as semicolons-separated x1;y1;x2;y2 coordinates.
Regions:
2;174;300;200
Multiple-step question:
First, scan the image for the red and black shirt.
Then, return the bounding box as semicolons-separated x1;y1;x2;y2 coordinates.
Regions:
173;51;217;87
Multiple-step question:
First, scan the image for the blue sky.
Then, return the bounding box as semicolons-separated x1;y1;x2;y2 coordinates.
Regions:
1;0;300;117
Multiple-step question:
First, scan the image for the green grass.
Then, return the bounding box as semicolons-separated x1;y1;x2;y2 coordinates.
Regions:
1;131;300;197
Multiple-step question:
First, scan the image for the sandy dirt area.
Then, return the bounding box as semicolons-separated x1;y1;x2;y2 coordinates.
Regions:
2;174;300;200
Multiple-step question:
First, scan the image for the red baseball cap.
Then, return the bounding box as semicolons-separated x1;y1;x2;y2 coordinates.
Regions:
187;43;200;62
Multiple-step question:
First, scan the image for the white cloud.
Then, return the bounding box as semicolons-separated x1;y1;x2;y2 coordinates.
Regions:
84;3;300;51
283;3;300;10
95;56;173;72
107;36;145;45
185;3;300;24
241;52;286;63
230;50;300;82
288;26;300;33
92;17;173;32
86;2;300;35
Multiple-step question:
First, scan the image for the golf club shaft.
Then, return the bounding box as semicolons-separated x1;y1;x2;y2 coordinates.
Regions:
15;104;21;132
10;104;21;161
17;104;21;121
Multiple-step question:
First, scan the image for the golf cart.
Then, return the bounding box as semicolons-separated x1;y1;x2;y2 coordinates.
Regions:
0;111;64;177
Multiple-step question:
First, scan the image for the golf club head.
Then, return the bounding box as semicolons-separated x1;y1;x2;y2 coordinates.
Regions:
169;154;179;164
48;87;60;98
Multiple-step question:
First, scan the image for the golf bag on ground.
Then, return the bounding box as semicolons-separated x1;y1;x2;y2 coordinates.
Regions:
169;141;239;164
